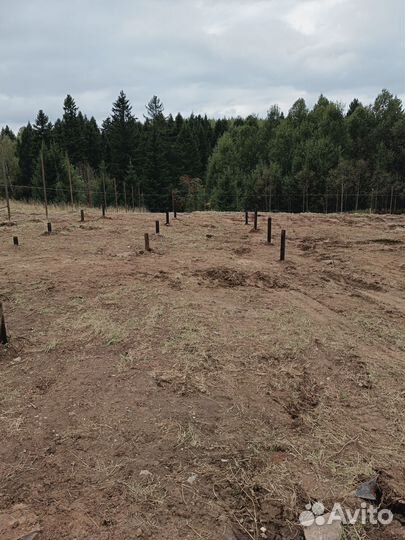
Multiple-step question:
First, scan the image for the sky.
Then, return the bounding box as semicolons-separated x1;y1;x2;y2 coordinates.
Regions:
0;0;403;131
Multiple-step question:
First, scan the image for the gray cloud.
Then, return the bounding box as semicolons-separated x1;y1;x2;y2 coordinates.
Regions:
0;0;403;131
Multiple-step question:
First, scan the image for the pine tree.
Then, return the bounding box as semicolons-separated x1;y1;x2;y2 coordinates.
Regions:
16;123;37;197
1;126;16;140
33;110;52;145
60;94;83;164
103;91;137;200
84;116;102;170
143;120;171;211
125;160;138;208
174;122;201;179
145;95;165;120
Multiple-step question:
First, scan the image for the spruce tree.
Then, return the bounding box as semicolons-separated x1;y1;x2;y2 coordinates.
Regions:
33;110;52;145
1;126;16;140
16;123;37;197
60;94;83;164
104;91;137;198
145;95;165;120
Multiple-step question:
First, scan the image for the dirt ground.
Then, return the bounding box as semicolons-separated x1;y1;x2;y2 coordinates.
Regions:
0;204;404;540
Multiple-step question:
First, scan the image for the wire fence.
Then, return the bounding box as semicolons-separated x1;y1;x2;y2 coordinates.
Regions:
1;182;405;220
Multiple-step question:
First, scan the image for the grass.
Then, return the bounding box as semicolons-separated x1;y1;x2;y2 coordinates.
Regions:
1;203;404;540
115;351;137;372
117;475;167;505
176;421;201;449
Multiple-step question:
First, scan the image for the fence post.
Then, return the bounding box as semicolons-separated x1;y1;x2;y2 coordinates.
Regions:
280;230;286;261
80;209;84;222
144;233;150;251
155;220;160;234
0;301;7;345
114;178;118;212
47;222;52;234
66;153;74;210
254;210;258;230
267;217;272;244
389;186;394;214
1;156;11;221
124;181;128;211
40;144;48;220
245;211;248;225
172;190;176;217
102;169;107;210
166;211;170;225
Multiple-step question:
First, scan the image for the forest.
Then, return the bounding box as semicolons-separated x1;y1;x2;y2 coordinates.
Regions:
0;89;404;213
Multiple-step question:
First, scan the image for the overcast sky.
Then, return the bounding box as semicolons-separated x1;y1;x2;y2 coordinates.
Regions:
0;0;403;131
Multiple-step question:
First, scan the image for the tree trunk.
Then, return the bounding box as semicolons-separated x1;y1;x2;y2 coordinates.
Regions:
389;186;394;214
269;183;272;213
114;178;118;211
40;145;48;219
123;181;127;211
66;153;74;210
1;156;11;221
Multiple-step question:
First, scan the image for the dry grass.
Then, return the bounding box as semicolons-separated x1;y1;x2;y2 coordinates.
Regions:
117;475;167;506
0;203;404;540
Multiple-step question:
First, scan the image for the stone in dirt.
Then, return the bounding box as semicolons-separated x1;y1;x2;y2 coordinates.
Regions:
187;473;197;485
0;504;41;540
139;469;152;477
302;513;342;540
355;478;378;501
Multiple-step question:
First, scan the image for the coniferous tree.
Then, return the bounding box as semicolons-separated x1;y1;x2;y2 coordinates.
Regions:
145;95;165;120
33;110;52;146
59;94;83;164
1;126;16;140
16;123;37;197
103;91;137;201
2;88;404;212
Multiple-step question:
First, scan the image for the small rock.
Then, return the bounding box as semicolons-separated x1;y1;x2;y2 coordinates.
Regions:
355;478;378;501
18;533;40;540
187;473;197;485
139;470;152;477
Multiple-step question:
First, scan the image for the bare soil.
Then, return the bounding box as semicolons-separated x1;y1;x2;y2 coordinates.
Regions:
0;206;404;540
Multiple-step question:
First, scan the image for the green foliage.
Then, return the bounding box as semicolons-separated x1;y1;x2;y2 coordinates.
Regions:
0;135;19;198
207;89;405;212
2;89;404;213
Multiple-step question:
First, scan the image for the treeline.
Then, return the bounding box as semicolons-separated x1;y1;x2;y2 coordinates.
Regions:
1;89;404;213
207;90;405;213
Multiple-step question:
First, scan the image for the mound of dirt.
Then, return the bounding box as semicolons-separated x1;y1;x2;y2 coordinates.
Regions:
0;221;17;227
323;270;384;291
195;267;287;289
233;246;251;255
